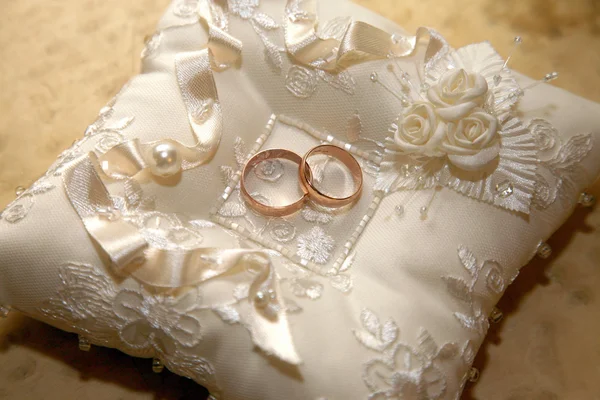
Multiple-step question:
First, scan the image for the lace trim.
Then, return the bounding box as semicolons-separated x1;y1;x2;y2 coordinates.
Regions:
442;245;518;336
0;85;133;224
529;119;593;210
354;308;474;400
35;262;220;396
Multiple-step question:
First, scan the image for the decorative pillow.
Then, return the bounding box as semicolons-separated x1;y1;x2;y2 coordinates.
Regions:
1;0;599;399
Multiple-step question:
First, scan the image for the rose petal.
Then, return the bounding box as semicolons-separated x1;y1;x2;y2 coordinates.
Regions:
448;142;500;171
459;74;488;104
436;102;479;121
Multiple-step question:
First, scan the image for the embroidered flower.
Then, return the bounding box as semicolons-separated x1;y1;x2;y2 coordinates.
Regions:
366;344;446;400
37;263;220;394
442;109;500;171
297;226;335;264
286;66;318;98
228;0;258;19
114;288;203;355
388;102;446;157
427;69;488;121
173;0;199;18
355;310;458;400
141;31;163;59
485;261;505;294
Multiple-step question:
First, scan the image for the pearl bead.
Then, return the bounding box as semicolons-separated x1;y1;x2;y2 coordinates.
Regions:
149;142;181;177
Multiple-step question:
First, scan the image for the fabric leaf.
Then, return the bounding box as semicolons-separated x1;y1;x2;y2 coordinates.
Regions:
442;277;472;303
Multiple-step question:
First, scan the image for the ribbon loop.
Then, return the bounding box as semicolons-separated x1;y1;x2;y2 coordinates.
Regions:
63;152;301;365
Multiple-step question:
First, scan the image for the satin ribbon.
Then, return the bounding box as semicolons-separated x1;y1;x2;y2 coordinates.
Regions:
100;0;245;181
63;152;301;364
59;0;456;367
283;0;448;72
99;49;224;180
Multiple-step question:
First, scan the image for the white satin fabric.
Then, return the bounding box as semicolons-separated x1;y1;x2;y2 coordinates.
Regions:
1;1;600;399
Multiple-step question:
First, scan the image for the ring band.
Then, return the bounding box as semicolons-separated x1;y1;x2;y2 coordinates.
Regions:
299;145;363;208
241;149;310;217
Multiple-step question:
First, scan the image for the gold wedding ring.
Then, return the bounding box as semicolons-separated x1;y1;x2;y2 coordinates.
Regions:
299;145;363;208
241;149;311;217
241;145;362;216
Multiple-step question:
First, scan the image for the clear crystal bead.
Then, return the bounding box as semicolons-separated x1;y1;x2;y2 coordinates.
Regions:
15;186;26;196
394;205;405;218
420;82;430;91
369;73;379;82
419;206;428;220
152;358;164;373
536;241;552;259
495;181;514;198
489;307;504;324
578;192;596;207
468;367;480;383
543;71;559;82
78;336;91;352
508;88;524;100
493;75;502;86
514;36;522;44
0;305;10;318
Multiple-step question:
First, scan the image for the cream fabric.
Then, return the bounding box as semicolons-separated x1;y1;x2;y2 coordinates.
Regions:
1;0;600;399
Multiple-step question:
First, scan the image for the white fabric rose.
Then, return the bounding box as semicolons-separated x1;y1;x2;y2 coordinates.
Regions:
428;69;489;121
442;109;500;171
389;102;446;157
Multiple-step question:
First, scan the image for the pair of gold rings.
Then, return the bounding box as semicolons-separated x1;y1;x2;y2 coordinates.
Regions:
240;145;363;217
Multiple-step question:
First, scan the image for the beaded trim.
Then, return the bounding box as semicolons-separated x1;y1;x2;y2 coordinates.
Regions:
210;114;383;275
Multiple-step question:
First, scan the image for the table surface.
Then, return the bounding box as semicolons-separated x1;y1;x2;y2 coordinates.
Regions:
1;0;599;398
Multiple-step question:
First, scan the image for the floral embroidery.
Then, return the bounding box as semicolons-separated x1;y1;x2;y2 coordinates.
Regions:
280;258;353;306
529;119;593;210
141;31;163;59
37;263;220;395
285;65;356;98
285;0;316;22
354;309;460;400
2;194;34;223
114;288;203;355
442;246;516;335
108;178;213;251
286;66;319;98
317;16;351;41
296;226;335;264
204;0;283;71
301;207;333;224
269;219;296;242
0;88;133;224
254;158;285;182
376;42;539;214
172;0;199;18
228;0;258;19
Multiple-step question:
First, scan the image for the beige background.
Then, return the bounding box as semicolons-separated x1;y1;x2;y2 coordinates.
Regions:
1;0;599;398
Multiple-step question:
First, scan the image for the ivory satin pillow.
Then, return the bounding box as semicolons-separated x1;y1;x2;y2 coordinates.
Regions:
1;0;599;399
